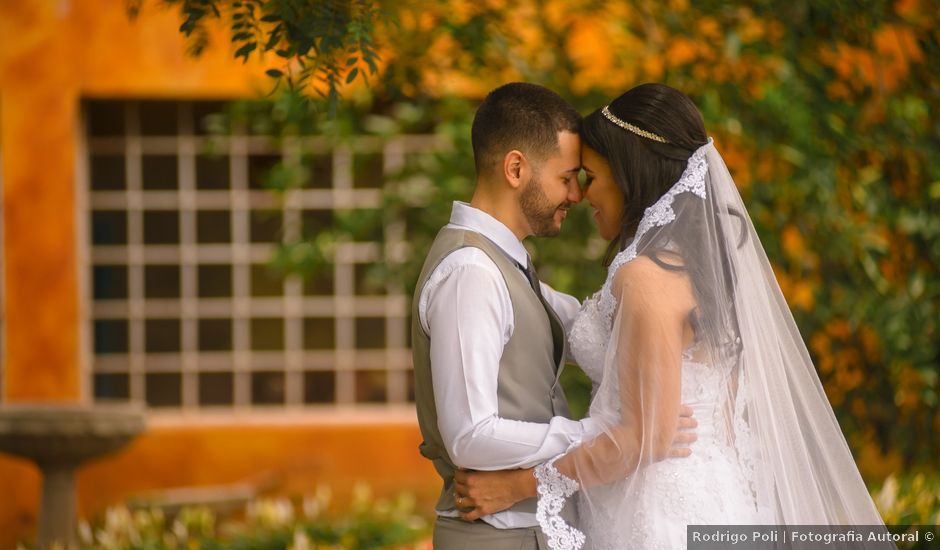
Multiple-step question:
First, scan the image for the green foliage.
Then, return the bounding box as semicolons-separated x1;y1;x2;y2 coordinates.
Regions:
875;473;940;527
129;0;384;115
874;473;940;549
171;0;937;474
35;487;429;550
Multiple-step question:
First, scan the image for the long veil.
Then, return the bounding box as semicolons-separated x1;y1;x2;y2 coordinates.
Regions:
537;139;886;549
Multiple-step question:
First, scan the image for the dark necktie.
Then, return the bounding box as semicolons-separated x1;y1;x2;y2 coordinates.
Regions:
523;257;565;369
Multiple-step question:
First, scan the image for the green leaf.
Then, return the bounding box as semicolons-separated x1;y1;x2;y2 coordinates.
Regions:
266;68;283;78
264;26;282;50
346;67;359;84
235;41;257;61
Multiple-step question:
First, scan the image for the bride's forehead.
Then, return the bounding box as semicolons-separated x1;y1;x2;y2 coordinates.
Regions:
580;146;610;171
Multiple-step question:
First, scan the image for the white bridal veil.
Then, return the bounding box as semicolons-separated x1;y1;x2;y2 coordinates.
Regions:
536;139;887;549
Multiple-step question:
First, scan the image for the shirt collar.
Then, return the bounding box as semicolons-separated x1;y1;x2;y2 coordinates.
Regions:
447;201;529;267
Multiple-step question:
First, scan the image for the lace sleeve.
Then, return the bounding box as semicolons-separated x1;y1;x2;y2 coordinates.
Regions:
534;456;585;550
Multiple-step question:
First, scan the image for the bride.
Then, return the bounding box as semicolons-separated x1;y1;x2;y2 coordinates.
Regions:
454;84;886;549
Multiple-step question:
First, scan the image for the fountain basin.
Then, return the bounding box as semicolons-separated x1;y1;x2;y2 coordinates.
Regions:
0;402;146;547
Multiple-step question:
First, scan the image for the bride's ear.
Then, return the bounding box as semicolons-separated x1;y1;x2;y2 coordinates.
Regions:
503;150;526;189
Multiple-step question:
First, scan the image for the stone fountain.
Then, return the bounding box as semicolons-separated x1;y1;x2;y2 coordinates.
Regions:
0;402;146;548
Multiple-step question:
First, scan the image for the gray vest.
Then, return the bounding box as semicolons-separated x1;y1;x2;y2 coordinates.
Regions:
412;227;570;514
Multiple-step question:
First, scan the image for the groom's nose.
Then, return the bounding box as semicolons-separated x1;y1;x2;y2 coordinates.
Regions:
566;177;583;203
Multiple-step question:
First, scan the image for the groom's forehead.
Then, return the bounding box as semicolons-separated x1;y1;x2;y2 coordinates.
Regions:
546;131;582;172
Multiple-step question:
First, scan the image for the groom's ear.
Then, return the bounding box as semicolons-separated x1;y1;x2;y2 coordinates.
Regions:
503;150;526;190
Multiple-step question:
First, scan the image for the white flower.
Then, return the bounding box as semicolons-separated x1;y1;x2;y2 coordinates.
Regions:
290;528;312;550
875;475;898;514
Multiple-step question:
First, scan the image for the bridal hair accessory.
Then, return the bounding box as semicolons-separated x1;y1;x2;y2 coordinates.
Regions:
601;105;670;144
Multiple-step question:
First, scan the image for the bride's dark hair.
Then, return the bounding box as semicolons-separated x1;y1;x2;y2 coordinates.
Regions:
581;83;708;265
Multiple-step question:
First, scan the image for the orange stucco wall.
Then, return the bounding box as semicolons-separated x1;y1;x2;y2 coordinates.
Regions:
0;2;436;547
1;2;267;402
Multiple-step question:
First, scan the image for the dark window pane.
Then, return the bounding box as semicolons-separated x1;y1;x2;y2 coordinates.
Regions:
142;155;179;190
301;209;335;237
355;370;387;403
404;206;432;241
196;210;231;243
354;263;385;296
251;371;285;405
145;318;181;353
353;153;383;189
250;210;282;243
251;318;283;351
94;319;128;354
305;153;333;189
192;101;227;136
90;155;126;191
143;211;179;244
146;372;181;407
355;317;385;349
198;318;232;351
144;264;180;299
94;373;130;400
196;155;230;190
93;265;128;300
303;265;334;296
248;154;281;190
303;318;334;350
86;101;125;137
251;264;283;297
304;371;335;403
198;264;232;298
138;101;178;136
199;372;233;406
91;210;127;245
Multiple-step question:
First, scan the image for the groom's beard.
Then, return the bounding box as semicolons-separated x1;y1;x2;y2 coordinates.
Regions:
521;175;568;237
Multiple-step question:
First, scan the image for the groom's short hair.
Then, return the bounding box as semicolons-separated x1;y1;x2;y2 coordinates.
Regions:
472;83;581;177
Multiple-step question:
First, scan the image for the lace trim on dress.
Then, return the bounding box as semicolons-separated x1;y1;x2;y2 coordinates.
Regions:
597;139;712;323
535;456;585;550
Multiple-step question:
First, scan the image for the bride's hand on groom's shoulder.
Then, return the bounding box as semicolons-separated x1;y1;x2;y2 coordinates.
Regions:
453;467;536;521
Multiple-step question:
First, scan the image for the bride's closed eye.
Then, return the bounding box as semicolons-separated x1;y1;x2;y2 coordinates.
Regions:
581;175;595;190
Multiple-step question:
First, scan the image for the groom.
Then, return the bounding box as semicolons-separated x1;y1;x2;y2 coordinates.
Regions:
413;83;696;548
411;82;589;549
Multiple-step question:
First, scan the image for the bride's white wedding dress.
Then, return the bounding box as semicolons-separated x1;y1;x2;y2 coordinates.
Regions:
564;260;761;550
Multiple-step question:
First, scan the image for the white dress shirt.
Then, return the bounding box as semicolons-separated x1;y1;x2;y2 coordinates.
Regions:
418;201;596;528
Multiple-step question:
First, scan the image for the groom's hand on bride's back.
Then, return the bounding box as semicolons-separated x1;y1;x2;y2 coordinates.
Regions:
670;405;698;458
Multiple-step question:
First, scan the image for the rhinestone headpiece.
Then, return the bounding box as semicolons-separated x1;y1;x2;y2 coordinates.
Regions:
601;105;670;144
